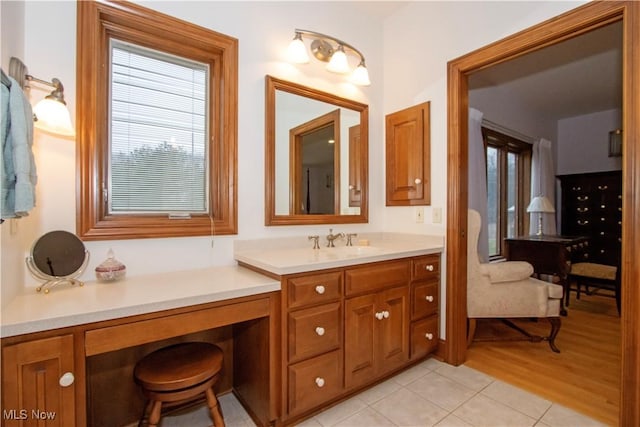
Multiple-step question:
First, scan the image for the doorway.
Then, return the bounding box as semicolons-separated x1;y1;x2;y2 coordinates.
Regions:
444;2;640;426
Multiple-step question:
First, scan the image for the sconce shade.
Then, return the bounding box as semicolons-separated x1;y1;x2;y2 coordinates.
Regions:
33;98;75;137
288;29;370;85
351;62;371;86
287;33;309;64
326;46;349;74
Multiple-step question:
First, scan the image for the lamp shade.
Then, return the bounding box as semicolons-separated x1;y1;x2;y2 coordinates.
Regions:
527;195;555;213
326;46;349;74
33;98;75;137
350;63;371;86
287;36;309;64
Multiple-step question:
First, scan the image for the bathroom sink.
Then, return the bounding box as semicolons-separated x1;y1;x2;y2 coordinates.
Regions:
323;245;383;257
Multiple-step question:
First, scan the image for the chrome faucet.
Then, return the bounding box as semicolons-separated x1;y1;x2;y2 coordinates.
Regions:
326;229;345;247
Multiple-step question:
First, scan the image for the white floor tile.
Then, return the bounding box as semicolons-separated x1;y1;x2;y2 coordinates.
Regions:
434;364;494;392
313;396;368;427
435;413;474;427
357;378;402;405
407;371;477;412
390;360;434;386
539;404;609;427
481;380;552;419
453;394;537;427
370;387;450;426
333;407;396;427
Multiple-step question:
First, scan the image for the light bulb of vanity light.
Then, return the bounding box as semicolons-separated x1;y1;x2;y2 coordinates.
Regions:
326;45;349;74
33;98;75;137
350;61;371;86
287;32;309;64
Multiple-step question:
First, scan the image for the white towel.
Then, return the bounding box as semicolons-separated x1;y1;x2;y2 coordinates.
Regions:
1;75;37;219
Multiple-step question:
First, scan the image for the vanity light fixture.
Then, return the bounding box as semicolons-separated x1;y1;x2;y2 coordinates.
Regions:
8;56;75;137
287;29;371;86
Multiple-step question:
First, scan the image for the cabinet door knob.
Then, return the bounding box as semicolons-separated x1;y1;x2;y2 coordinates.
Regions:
59;372;75;387
349;184;354;190
414;178;422;185
315;326;325;336
382;310;390;319
315;377;325;388
425;264;434;272
425;333;434;340
375;312;383;320
315;285;325;294
425;295;434;302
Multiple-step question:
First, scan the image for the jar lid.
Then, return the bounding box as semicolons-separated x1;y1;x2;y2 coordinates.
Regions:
95;249;126;273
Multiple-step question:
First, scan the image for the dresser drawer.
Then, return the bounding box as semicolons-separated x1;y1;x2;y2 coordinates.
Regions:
288;350;342;415
288;271;342;309
288;302;341;363
345;260;410;296
410;316;438;359
412;281;438;320
412;254;440;281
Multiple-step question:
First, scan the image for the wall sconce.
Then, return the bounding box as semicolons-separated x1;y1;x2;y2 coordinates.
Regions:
608;129;622;157
8;56;75;137
287;29;371;86
527;195;555;236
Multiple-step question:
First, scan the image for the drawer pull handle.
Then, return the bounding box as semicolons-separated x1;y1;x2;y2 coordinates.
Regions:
577;220;589;226
315;285;326;295
425;295;434;302
598;185;608;190
618;207;622;212
315;377;325;388
577;196;589;201
425;333;434;340
375;311;384;320
577;207;589;213
315;326;325;336
59;372;75;387
601;204;606;209
382;310;390;319
425;265;434;272
414;178;422;185
572;186;582;191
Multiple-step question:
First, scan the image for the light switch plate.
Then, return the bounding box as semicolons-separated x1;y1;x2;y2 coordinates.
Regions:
432;207;442;223
415;207;424;223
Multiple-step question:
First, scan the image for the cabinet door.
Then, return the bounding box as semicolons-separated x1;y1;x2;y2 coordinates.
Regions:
2;335;76;427
377;286;409;374
385;102;430;206
344;293;376;389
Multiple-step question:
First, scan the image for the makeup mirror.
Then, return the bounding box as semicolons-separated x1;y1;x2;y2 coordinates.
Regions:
265;75;369;225
26;230;90;293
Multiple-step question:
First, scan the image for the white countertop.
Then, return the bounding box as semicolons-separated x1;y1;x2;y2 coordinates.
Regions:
1;266;280;338
234;233;444;276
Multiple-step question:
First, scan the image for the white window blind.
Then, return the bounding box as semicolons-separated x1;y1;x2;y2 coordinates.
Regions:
109;40;209;214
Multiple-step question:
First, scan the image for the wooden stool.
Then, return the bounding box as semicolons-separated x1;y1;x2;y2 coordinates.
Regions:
134;342;225;427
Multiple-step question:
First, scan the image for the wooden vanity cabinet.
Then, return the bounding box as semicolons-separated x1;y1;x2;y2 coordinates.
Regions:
385;101;431;206
2;334;78;427
410;254;440;359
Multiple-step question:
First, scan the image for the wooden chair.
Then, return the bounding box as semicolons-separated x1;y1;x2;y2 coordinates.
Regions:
134;342;225;427
569;262;620;315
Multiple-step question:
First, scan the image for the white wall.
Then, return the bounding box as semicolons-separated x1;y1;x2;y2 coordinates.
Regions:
557;108;622;175
1;1;387;298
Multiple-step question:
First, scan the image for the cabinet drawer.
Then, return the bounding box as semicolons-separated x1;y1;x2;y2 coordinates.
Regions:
288;350;342;415
412;255;440;281
288;302;342;363
288;271;342;309
411;316;438;359
412;281;438;320
345;260;410;296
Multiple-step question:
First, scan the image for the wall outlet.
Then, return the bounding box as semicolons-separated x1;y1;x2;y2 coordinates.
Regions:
415;207;424;223
432;207;442;224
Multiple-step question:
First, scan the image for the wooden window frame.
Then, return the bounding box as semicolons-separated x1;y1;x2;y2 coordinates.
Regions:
76;0;237;240
482;127;531;259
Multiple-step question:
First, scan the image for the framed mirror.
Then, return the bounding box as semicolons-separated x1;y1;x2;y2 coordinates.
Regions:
26;230;90;293
265;75;369;225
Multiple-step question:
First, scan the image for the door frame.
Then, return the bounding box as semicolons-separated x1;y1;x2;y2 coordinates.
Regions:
444;1;639;425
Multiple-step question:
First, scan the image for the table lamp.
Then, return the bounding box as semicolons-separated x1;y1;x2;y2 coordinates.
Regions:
527;196;555;236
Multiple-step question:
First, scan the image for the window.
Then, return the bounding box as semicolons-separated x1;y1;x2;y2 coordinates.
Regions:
483;127;532;258
77;1;237;240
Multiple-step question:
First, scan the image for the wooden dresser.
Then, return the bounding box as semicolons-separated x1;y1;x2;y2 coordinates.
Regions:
557;170;622;267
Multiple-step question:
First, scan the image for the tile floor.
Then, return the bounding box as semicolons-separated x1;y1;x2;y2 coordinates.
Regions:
159;358;608;427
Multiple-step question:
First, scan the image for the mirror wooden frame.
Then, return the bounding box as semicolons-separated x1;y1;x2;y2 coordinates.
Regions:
265;75;369;225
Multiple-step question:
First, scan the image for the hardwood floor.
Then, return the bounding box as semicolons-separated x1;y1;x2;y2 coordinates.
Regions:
465;290;620;426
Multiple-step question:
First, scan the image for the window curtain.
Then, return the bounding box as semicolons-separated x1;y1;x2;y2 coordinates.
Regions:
468;108;489;262
530;138;557;235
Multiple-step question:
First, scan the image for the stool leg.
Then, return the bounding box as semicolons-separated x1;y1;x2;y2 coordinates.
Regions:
205;388;225;427
138;401;153;427
147;400;162;427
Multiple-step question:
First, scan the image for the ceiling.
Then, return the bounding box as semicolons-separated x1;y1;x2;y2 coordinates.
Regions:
468;21;623;120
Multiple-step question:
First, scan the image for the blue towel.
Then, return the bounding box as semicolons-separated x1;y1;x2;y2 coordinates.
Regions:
1;75;37;219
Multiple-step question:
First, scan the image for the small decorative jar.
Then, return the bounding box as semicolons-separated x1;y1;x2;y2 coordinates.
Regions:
95;249;126;282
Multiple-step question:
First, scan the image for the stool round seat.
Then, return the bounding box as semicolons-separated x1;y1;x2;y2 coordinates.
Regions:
134;342;225;427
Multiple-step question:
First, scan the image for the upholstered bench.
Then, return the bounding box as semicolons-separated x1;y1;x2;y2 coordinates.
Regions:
569;262;620;314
